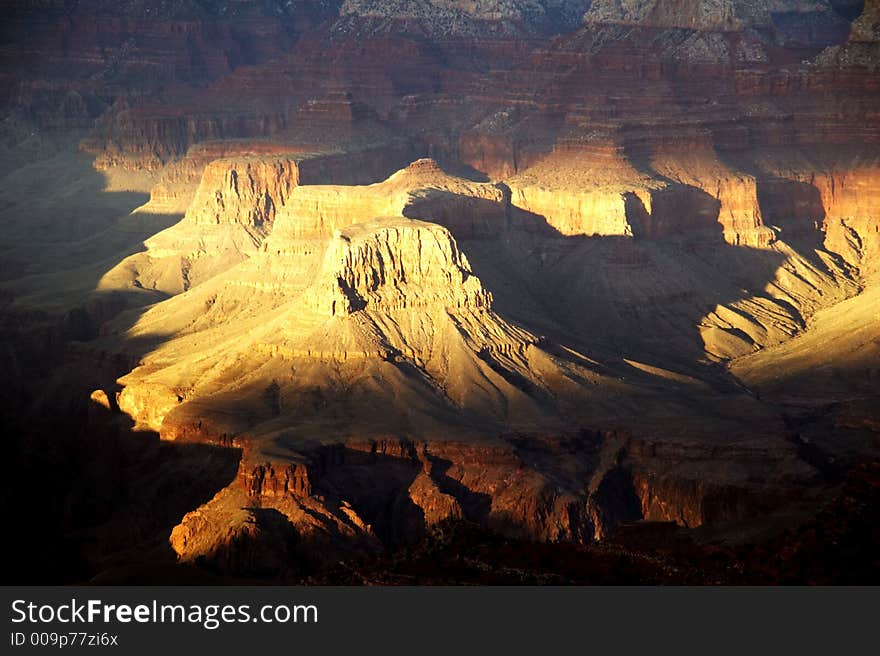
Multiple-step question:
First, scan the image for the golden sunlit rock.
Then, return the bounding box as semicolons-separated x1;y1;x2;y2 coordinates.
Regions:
2;0;879;585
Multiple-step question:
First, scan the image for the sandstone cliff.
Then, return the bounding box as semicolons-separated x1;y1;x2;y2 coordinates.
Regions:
97;143;421;295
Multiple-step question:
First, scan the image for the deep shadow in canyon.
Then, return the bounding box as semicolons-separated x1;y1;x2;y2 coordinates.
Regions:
0;157;228;583
307;459;880;585
431;182;798;382
1;388;241;584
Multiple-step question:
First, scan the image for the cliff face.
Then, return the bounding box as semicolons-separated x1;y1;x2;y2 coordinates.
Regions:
2;1;880;581
97;142;421;294
337;0;592;34
186;157;300;229
584;0;851;35
305;220;494;315
165;426;814;567
268;158;507;242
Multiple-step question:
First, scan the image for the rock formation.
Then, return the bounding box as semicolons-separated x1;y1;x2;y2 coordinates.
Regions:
1;0;879;583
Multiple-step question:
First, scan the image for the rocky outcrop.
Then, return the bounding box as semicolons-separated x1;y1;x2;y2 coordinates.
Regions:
185;157;300;229
161;426;818;578
169;486;302;578
269;158;506;241
169;482;381;577
804;166;880;276
509;185;637;237
305;220;494;315
97;143;422;295
114;201;555;441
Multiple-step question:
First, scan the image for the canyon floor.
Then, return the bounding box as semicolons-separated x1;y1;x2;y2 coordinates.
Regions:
1;0;879;584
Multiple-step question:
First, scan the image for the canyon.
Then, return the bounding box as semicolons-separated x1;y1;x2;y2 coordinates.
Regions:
1;0;878;583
